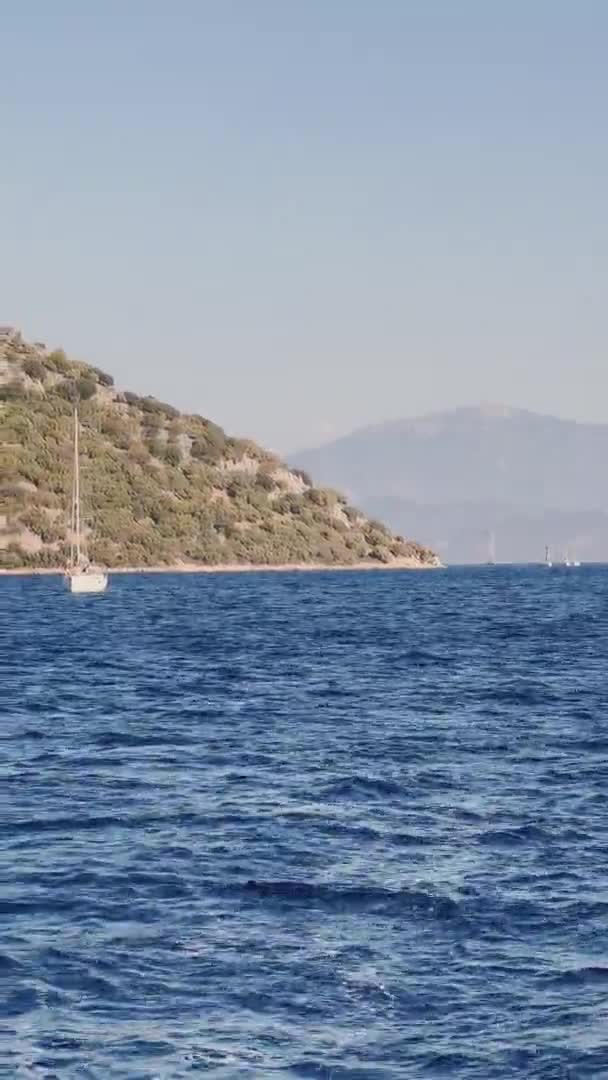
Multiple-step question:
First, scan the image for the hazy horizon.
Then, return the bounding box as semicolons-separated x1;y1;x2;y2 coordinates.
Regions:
288;401;608;454
2;2;608;452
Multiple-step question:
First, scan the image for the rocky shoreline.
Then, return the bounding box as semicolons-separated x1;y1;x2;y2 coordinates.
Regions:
0;557;442;578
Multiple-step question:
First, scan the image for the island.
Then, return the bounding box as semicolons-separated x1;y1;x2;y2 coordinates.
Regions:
0;328;440;573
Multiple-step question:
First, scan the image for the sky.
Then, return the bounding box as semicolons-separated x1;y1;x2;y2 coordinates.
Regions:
1;1;607;451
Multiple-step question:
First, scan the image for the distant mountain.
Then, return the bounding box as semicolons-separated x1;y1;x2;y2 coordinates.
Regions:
0;329;438;571
291;405;608;563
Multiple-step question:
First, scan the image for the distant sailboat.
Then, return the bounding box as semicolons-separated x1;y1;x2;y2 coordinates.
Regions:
65;406;108;594
545;545;552;568
486;530;497;565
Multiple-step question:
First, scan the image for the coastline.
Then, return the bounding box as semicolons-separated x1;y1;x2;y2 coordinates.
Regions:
0;557;442;578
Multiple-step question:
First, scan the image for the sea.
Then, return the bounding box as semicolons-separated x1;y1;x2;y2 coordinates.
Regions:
2;566;608;1079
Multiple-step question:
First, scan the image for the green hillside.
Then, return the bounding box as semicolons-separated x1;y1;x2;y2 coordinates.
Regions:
0;330;438;571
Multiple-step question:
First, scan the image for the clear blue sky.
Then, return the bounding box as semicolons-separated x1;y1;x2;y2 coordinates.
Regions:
1;1;607;450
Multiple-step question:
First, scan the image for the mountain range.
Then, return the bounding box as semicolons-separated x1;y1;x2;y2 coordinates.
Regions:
0;329;437;571
292;405;608;563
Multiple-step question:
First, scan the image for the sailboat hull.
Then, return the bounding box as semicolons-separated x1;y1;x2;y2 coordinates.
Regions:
67;572;108;594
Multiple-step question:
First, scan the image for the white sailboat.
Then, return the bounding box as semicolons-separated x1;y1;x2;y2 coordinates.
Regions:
65;406;108;594
565;544;581;567
545;545;552;568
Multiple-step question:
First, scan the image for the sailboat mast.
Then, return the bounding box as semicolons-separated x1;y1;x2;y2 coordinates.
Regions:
74;406;81;565
69;443;74;570
64;401;107;592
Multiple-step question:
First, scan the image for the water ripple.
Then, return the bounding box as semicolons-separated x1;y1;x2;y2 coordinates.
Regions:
2;566;608;1077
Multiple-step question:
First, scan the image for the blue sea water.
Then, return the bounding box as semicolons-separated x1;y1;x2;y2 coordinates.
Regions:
2;566;608;1079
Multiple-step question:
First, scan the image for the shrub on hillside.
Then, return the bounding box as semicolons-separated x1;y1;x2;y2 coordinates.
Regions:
145;437;166;459
92;367;114;387
255;471;276;492
275;493;304;515
20;507;66;544
142;411;164;435
0;543;29;570
128;444;150;466
139;396;180;420
368;546;392;563
305;487;334;508
190;434;224;464
52;376;96;403
23;357;46;381
46;349;71;374
100;413;132;449
76;376;97;401
224;474;252;499
365;518;391;537
53;381;76;403
163;444;181;468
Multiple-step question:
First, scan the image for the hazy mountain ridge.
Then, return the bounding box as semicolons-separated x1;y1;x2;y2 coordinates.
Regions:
0;329;438;570
292;406;608;563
